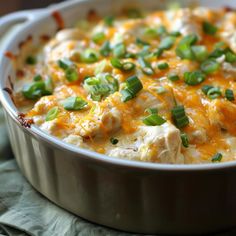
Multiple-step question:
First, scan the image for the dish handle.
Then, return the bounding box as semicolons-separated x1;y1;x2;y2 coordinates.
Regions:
0;9;46;38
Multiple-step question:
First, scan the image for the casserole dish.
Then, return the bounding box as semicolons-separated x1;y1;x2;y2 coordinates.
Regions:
0;0;236;234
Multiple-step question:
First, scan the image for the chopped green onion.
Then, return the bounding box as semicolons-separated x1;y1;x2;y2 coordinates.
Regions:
138;57;154;75
25;56;37;65
146;107;158;114
143;113;166;126
181;133;189;147
33;74;42;81
44;77;54;94
113;43;126;58
58;58;73;70
110;58;123;69
22;77;53;100
203;21;218;35
176;43;195;60
62;96;88;111
207;87;222;99
156;25;167;37
138;45;151;57
65;67;79;82
46;107;59;121
225;89;235;101
122;62;136;71
144;27;159;37
176;34;198;60
83;74;118;101
126;8;142;18
201;59;219;74
168;74;180;82
171;105;189;128
136;38;150;46
179;34;198;46
209;48;225;59
157;62;169;70
110;137;119;145
92;32;106;44
191;45;208;62
121;75;143;102
81;49;99;63
211;153;222;162
104;16;114;27
201;85;214;95
184;71;205;86
124;52;137;59
169;31;181;37
100;41;111;57
159;36;176;50
156;86;166;94
58;58;79;82
225;50;236;63
110;58;136;71
154;48;164;58
214;41;226;49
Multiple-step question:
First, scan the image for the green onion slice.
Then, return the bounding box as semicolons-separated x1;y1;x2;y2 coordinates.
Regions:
203;21;218;35
122;62;136;71
22;76;53;100
33;74;43;81
143;113;166;126
159;36;176;50
207;87;222;99
110;137;119;145
104;16;114;27
92;32;106;44
110;58;123;69
156;25;167;37
146;107;158;114
113;43;126;58
184;71;205;86
175;34;198;60
121;75;143;102
181;133;189;148
110;58;136;71
83;74;118;101
225;89;235;101
168;74;180;82
211;153;222;162
136;38;150;46
58;58;73;70
191;45;208;62
200;59;219;74
25;56;37;65
46;107;59;121
81;49;99;63
201;85;214;95
157;62;169;70
62;96;88;111
171;105;189;128
138;57;154;75
225;50;236;63
100;41;111;57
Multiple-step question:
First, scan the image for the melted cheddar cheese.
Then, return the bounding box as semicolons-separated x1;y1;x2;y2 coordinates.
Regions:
14;7;236;164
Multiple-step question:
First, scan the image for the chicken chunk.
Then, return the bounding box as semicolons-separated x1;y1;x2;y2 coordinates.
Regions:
75;103;121;138
108;123;184;164
166;9;203;38
207;99;236;135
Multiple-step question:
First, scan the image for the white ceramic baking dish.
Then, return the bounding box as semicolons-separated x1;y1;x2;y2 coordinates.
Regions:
0;0;236;234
